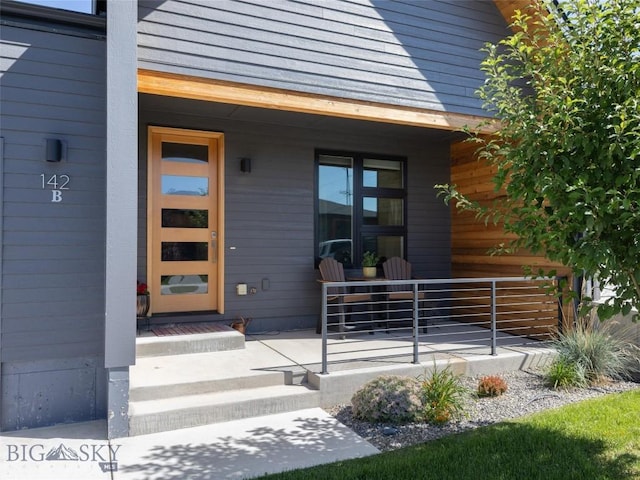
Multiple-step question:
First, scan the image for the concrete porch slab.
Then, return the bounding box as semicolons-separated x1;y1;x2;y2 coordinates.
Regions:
131;340;297;394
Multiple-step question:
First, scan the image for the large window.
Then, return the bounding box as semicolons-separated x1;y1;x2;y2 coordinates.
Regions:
316;150;407;268
16;0;104;14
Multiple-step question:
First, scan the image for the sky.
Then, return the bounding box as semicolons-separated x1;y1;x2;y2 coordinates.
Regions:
16;0;93;14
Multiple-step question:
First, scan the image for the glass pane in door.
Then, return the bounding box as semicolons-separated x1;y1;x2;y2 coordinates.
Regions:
162;175;208;196
161;242;209;261
161;275;208;295
162;209;209;228
162;143;208;164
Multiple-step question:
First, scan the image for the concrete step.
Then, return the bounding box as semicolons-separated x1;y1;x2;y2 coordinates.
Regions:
130;369;287;402
130;344;298;398
136;327;245;357
285;366;309;386
129;384;321;436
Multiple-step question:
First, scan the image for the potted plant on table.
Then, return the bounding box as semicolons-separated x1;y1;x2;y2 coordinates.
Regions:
136;281;150;318
362;251;379;278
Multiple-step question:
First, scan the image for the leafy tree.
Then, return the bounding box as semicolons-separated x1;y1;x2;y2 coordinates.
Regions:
437;0;640;319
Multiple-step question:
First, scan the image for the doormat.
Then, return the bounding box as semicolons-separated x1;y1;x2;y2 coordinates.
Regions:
151;323;231;337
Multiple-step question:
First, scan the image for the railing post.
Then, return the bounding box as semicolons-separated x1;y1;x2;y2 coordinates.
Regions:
491;280;497;356
412;282;419;364
321;282;328;374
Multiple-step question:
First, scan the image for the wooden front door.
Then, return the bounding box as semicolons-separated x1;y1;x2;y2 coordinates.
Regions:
147;127;224;314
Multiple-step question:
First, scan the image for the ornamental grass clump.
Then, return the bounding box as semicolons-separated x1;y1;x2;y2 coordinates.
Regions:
351;375;423;424
420;365;469;424
477;375;508;397
547;317;640;388
546;356;587;390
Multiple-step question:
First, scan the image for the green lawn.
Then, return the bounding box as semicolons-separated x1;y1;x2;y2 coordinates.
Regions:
259;390;640;480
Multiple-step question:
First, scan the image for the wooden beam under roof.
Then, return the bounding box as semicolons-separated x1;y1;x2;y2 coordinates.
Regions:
137;69;498;135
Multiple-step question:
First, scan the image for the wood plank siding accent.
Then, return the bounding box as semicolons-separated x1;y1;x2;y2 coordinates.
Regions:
451;1;571;334
137;0;511;120
450;140;573;335
493;0;533;28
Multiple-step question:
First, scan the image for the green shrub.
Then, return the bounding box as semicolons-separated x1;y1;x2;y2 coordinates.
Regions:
550;318;639;386
477;375;508;397
546;356;587;389
351;375;423;424
420;365;469;424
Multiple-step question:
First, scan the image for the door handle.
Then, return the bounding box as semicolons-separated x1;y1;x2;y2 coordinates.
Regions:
211;231;217;263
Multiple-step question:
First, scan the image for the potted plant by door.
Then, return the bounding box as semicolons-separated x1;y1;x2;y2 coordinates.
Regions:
362;251;379;278
136;281;150;318
230;316;251;335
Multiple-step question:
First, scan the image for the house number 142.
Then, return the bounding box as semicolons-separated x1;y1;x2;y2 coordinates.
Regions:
40;174;70;203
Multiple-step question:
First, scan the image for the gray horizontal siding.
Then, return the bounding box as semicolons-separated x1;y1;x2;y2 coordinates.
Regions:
137;0;508;117
1;23;106;362
405;140;451;279
140;94;451;327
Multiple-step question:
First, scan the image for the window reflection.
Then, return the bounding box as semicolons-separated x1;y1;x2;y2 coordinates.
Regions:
22;0;94;14
161;275;208;295
162;209;209;228
162;175;208;196
161;242;208;261
363;235;404;262
162;142;208;164
316;151;406;268
363;159;403;188
363;198;404;226
317;155;353;266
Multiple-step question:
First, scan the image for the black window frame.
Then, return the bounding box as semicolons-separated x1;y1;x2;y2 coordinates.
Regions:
314;149;408;269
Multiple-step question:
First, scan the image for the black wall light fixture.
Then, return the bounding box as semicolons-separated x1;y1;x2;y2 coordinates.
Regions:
240;157;251;173
45;138;62;162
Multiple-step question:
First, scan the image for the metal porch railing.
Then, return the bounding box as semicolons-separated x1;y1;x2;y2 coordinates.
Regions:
319;276;559;374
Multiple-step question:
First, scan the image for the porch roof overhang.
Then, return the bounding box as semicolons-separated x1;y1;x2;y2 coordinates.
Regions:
137;69;499;135
137;1;533;136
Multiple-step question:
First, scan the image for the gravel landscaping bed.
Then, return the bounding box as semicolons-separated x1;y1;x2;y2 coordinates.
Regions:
326;370;640;452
